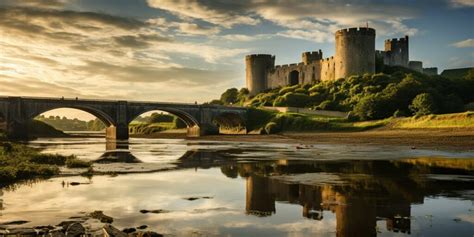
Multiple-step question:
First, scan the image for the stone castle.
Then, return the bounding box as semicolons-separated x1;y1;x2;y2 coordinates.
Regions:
245;27;438;95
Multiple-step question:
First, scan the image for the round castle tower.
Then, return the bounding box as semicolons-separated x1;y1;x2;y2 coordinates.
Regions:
245;54;275;96
335;27;376;79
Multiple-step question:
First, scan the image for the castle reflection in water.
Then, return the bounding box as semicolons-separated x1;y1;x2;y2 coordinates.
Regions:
174;149;473;237
24;142;469;237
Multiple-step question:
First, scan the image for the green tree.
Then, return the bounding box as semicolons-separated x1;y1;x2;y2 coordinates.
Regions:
409;93;438;115
173;117;187;128
220;88;239;105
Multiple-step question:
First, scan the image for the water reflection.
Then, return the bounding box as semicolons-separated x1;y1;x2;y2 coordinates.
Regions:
179;152;473;236
2;139;473;236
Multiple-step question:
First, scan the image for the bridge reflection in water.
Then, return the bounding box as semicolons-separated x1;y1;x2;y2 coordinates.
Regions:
94;144;473;237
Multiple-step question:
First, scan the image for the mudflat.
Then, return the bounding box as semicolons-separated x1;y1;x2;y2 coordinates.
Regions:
135;128;474;151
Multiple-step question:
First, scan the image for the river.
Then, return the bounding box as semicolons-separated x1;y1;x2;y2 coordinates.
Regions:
1;138;473;236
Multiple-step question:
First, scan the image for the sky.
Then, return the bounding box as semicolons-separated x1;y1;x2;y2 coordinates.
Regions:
0;0;473;119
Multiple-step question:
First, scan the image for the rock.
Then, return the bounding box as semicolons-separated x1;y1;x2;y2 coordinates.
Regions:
89;210;114;223
136;225;148;230
183;196;213;201
69;182;91;186
7;228;37;235
140;209;169;214
0;220;29;225
65;223;85;237
136;231;164;237
184;197;199;201
49;230;66;237
103;224;127;237
34;225;55;230
122;227;136;233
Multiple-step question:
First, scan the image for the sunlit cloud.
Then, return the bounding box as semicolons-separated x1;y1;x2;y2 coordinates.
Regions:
451;38;474;48
450;0;474;7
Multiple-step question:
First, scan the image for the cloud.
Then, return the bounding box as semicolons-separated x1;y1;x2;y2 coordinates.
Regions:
146;0;420;42
450;0;474;7
0;0;69;9
452;38;474;48
146;0;260;28
219;34;270;42
0;6;247;102
177;23;221;35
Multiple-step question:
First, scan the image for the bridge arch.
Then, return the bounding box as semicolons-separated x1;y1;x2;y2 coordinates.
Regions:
212;112;247;134
127;108;199;128
27;105;115;127
127;107;201;137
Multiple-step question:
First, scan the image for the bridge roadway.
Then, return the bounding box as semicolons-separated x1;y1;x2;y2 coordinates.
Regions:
0;96;248;140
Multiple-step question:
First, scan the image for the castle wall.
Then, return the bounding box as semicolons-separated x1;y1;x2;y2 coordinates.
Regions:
384;36;409;67
320;57;336;81
423;67;438;76
246;54;275;96
267;61;322;89
408;61;423;73
335;28;376;79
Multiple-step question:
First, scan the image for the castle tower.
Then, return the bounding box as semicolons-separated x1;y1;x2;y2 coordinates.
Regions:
335;27;376;79
384;36;409;67
302;50;323;65
245;54;275;96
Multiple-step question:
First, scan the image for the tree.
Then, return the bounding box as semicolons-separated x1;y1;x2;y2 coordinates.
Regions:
209;99;224;105
220;88;239;105
173;117;187;128
409;93;438;115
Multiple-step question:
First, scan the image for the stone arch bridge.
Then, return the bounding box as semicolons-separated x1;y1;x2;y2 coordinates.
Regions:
0;96;248;140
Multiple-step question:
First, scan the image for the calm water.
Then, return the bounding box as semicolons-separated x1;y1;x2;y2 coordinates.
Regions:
1;138;473;236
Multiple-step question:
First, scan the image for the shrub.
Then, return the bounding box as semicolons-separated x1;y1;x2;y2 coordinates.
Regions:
465;102;474;111
440;94;465;113
148;113;174;123
0;167;17;181
316;100;334;110
283;92;310;107
30;154;69;165
173;117;187;129
65;157;92;168
279;85;299;95
264;122;280;134
409;93;438;115
353;94;393;120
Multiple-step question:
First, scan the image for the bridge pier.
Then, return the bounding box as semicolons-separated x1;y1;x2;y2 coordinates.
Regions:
105;125;129;140
6;120;29;140
5;97;29;140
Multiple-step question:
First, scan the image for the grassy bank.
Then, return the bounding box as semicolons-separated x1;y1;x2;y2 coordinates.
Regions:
129;121;178;134
248;108;474;134
0;142;91;184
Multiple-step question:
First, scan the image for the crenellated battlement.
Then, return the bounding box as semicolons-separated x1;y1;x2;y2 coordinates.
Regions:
245;54;275;60
320;56;334;62
336;27;375;36
385;36;408;44
302;49;323;65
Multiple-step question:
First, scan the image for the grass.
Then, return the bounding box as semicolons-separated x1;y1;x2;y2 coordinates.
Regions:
394;112;474;128
248;108;474;134
129;122;177;134
0;142;91;184
396;157;474;171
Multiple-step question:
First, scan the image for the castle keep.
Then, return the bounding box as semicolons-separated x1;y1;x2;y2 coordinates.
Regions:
246;27;436;95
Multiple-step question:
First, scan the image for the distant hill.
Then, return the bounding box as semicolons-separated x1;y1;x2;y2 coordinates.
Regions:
441;67;473;79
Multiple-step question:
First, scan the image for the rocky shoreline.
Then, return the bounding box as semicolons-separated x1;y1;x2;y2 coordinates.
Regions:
0;211;164;237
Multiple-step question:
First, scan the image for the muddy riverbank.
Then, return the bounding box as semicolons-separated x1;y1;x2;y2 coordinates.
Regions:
132;128;474;151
